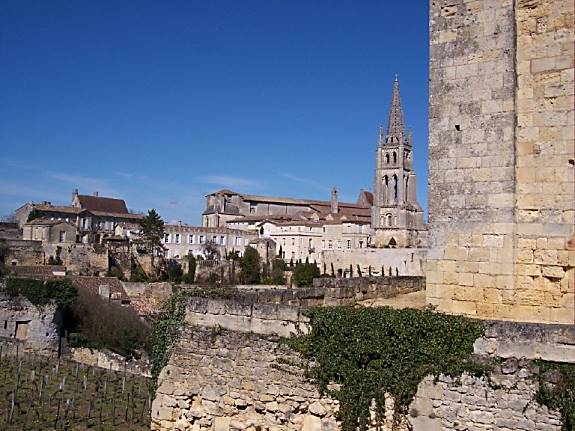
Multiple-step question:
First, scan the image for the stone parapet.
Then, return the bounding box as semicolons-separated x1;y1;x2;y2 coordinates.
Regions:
474;320;575;364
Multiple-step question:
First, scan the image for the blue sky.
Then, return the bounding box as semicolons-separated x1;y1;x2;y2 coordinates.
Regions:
0;1;429;224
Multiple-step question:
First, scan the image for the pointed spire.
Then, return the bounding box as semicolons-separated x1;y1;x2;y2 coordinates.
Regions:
378;124;384;146
386;76;405;141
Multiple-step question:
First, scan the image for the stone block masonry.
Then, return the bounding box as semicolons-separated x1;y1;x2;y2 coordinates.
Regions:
427;0;575;323
151;328;342;431
153;314;565;430
410;363;562;431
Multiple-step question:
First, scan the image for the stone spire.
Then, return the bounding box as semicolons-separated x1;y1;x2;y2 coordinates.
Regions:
386;76;405;142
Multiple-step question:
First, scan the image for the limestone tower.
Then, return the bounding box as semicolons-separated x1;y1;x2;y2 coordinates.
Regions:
372;77;424;248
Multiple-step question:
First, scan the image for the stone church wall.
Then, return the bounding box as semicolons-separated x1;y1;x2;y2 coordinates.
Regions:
427;0;575;323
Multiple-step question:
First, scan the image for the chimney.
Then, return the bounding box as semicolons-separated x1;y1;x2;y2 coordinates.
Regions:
93;192;99;197
331;187;339;214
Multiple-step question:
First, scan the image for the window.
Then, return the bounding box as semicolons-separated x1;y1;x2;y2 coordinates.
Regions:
308;238;313;250
386;214;392;227
385;153;390;164
322;240;325;249
235;237;241;246
291;237;295;246
337;240;341;249
250;203;256;214
359;240;364;249
189;234;194;244
328;240;333;249
220;235;225;245
212;235;217;243
347;240;351;249
393;152;397;163
164;233;170;243
59;231;66;242
199;235;205;244
175;233;180;244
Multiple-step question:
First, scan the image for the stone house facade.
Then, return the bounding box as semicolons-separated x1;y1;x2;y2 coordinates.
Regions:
15;189;142;245
22;218;78;244
161;224;258;260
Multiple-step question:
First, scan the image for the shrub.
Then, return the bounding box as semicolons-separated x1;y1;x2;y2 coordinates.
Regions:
239;246;260;284
182;254;196;284
69;288;150;358
3;278;77;310
106;266;125;280
271;258;287;285
47;255;63;266
5;278;49;306
162;259;183;283
26;208;41;222
292;261;320;287
130;263;149;282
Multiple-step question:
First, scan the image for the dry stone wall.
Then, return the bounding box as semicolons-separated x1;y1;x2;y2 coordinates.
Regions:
153;324;564;431
152;327;342;431
427;0;575;323
410;363;562;431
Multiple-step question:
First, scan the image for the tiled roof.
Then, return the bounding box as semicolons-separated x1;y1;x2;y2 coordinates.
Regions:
357;190;374;206
33;205;83;215
77;195;128;214
89;210;143;219
25;218;77;227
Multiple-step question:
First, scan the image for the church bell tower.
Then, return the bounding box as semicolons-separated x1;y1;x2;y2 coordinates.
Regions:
372;77;424;248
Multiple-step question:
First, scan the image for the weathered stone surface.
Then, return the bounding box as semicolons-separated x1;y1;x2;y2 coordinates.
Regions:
427;0;575;324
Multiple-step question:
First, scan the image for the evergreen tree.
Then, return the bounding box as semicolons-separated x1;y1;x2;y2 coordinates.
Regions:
240;246;261;284
271;258;287;285
136;209;165;274
292;261;320;287
183;254;196;284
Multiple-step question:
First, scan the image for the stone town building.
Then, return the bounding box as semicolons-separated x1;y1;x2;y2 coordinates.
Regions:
204;79;426;274
15;189;143;244
227;189;371;266
22;218;78;244
161;224;258;260
426;0;574;324
202;188;373;229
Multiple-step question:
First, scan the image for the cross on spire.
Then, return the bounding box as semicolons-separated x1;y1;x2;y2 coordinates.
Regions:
386;76;405;141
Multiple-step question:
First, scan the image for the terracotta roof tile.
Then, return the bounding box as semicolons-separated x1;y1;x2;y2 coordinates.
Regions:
77;195;128;214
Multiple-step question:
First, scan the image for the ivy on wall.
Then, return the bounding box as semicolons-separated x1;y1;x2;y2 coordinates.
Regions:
536;361;575;431
289;306;487;430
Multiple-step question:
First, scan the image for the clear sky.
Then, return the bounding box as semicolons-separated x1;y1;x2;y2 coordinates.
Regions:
0;1;429;224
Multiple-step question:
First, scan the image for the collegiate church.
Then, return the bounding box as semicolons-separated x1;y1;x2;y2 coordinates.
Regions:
202;78;426;259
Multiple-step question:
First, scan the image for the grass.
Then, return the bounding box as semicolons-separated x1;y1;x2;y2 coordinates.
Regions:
0;346;151;430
